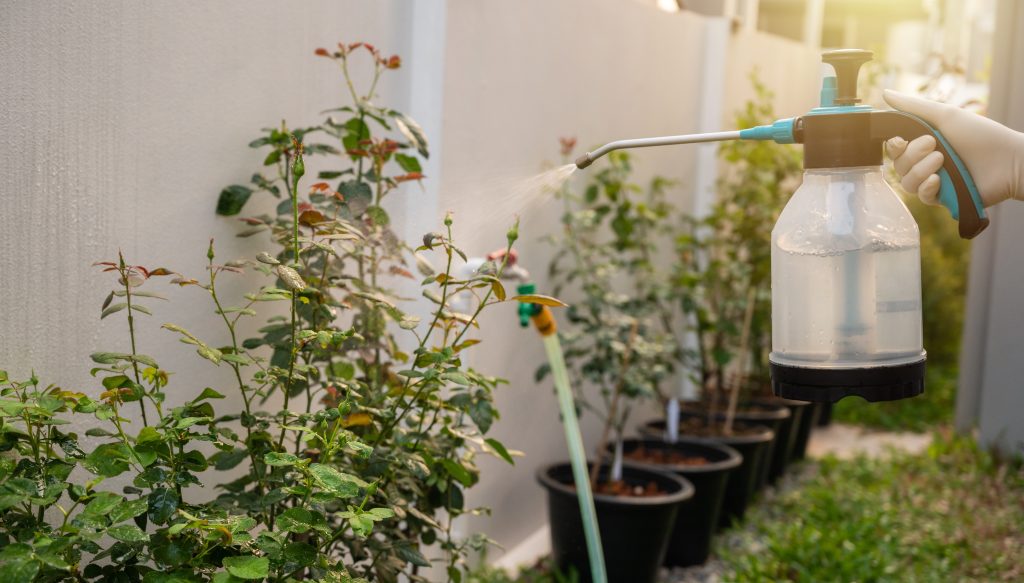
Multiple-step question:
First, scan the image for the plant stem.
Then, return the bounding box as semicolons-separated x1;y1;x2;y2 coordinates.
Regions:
278;152;301;449
723;285;757;435
208;262;269;495
119;257;149;426
589;321;638;488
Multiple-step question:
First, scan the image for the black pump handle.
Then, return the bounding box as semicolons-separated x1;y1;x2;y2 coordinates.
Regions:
870;110;989;239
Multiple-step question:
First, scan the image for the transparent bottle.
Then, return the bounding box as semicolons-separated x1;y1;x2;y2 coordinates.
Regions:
770;166;924;370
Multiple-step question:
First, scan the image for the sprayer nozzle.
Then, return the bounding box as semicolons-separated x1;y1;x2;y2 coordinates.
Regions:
574;153;593;169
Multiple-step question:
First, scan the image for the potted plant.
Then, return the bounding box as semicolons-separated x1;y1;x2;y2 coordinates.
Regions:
712;76;819;474
641;79;818;523
536;146;703;581
212;41;530;582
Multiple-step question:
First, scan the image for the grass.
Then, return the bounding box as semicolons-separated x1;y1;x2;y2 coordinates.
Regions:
469;433;1022;583
720;431;1024;582
831;364;958;432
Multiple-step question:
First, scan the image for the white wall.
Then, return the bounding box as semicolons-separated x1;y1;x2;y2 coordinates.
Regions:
0;0;412;426
0;0;821;569
440;3;821;562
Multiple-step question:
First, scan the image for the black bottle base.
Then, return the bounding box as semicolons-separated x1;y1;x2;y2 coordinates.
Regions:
770;357;925;403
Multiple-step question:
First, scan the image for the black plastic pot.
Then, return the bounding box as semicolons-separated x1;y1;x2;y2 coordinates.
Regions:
751;397;812;482
611;438;742;567
686;403;790;490
816;401;834;427
537;462;694;583
790;399;822;460
639;418;773;528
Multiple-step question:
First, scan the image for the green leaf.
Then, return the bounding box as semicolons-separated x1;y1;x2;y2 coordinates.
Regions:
440;459;474;487
276;507;328;534
469;399;494;433
283;542;317;567
309;463;364;498
485;438;516;465
365;507;394;520
84;491;124;516
0;559;39;583
264;452;301;467
365;205;389;227
394;541;431;568
394;153;422;173
148;487;180;524
193;387;225;402
109;497;149;523
108;524;148;542
212;448;248;471
102;375;131;390
84;443;131;477
90;351;129;364
222;556;269;580
100;303;128;319
510;294;568;308
217;185;254;216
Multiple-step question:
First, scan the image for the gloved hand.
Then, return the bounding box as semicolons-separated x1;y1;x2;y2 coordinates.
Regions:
884;89;1024;208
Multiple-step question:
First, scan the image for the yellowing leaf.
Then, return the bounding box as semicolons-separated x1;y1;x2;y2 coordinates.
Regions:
342;412;373;428
510;294;567;308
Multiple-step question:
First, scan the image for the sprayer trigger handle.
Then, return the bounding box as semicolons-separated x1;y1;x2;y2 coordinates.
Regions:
871;110;988;239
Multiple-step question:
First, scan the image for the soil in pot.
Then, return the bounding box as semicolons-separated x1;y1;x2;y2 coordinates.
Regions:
639;417;773;528
537;462;694;583
684;402;790;490
614;438;742;567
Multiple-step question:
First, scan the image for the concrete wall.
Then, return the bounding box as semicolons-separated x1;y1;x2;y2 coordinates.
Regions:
0;0;821;568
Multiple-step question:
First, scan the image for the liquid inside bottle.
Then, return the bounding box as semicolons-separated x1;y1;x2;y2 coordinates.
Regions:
770;167;924;369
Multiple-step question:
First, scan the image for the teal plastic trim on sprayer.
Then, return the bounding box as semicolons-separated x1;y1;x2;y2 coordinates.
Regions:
543;333;607;583
738;118;797;144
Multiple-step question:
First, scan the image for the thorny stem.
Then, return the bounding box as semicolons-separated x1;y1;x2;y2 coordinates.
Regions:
208;257;269;496
278;150;302;450
119;253;149;426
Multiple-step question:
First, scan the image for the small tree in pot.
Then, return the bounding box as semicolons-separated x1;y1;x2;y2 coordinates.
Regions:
536;147;692;583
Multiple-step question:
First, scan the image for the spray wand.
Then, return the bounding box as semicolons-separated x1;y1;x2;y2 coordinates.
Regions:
489;249;607;583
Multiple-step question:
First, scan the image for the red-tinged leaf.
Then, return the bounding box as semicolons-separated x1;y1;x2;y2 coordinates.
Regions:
395;172;424;183
511;294;568;308
385;55;401;69
314;47;330;57
238;217;264;226
389;266;414;279
135;265;150;278
299;209;326;226
93;261;116;267
310;182;330;192
148;268;173;276
171;277;200;287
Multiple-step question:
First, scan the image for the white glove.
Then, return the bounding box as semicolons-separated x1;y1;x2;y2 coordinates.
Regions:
883;89;1024;208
